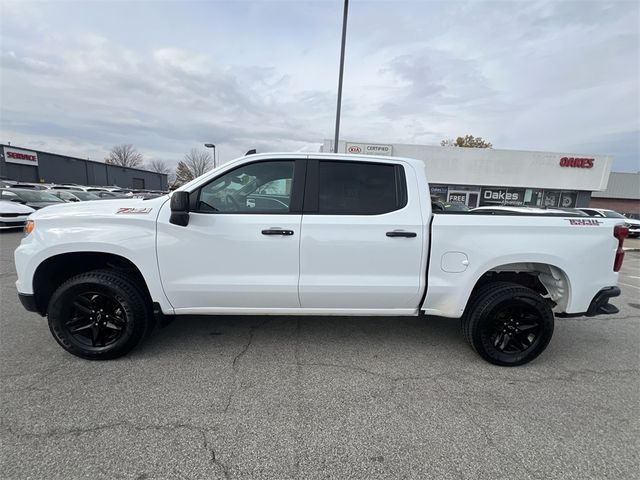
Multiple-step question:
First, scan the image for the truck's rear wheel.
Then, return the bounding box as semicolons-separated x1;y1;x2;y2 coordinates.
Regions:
47;269;149;360
463;282;554;366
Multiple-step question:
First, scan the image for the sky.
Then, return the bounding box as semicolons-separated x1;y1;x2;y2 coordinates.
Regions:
0;0;638;172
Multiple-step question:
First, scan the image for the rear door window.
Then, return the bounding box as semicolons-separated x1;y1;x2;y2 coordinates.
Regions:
315;161;406;215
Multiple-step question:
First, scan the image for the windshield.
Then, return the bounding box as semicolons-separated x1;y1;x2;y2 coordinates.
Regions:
12;189;64;202
73;191;100;200
603;211;626;219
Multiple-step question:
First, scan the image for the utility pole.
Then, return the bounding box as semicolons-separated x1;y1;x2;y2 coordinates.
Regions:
333;0;349;153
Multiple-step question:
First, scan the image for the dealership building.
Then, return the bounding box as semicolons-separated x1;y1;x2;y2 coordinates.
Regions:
0;144;168;190
322;139;615;209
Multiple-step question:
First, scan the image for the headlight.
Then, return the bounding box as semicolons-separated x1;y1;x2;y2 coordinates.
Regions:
24;220;35;235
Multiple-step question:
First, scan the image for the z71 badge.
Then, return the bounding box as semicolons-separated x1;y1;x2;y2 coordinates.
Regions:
116;207;152;214
566;218;601;226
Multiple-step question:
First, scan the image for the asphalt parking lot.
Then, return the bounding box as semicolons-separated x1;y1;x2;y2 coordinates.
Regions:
1;230;638;480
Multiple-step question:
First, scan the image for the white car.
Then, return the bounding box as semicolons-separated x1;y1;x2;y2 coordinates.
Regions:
579;208;640;238
14;153;630;365
0;200;35;229
471;206;586;216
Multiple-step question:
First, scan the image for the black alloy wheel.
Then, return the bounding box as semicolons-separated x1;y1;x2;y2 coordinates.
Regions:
490;303;542;355
63;292;128;348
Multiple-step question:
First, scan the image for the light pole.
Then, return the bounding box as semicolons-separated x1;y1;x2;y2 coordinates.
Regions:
204;143;216;167
333;0;349;153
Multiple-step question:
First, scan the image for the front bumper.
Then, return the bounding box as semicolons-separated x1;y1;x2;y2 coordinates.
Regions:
18;293;40;314
557;286;620;318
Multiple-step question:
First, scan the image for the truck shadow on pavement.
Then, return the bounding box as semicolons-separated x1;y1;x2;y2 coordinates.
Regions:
132;314;468;362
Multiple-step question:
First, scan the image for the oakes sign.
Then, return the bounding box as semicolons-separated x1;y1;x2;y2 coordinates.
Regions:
481;188;525;206
559;157;594;169
345;143;393;156
3;147;39;166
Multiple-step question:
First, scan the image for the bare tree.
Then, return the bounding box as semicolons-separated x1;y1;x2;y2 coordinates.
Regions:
105;144;144;167
174;148;213;184
441;135;493;148
148;159;170;174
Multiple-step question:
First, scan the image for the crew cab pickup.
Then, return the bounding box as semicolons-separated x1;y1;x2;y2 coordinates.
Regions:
14;153;628;365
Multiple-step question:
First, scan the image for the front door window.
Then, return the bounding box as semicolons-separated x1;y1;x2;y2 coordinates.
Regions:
196;161;294;213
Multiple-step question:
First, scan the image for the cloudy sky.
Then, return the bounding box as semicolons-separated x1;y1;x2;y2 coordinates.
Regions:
1;0;638;171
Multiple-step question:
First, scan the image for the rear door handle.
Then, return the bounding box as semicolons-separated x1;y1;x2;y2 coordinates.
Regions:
386;231;417;238
262;228;294;236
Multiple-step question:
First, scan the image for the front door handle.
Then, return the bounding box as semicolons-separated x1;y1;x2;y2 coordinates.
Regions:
262;228;294;236
386;231;417;238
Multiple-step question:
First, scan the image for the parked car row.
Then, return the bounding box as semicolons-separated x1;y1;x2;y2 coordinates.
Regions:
0;179;168;199
0;181;168;230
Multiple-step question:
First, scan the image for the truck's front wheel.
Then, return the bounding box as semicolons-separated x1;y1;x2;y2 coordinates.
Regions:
463;282;554;366
47;270;149;360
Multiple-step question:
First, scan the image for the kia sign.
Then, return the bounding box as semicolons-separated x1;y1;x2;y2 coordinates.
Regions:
345;143;393;156
3;147;38;166
559;157;594;168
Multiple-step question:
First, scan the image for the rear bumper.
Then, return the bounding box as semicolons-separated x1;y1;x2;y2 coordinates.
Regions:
557;286;620;318
18;293;40;314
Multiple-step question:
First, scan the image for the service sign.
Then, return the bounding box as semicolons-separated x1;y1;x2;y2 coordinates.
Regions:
3;147;38;166
345;143;393;156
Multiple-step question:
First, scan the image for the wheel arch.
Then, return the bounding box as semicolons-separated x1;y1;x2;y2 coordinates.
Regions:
468;262;571;313
32;252;153;315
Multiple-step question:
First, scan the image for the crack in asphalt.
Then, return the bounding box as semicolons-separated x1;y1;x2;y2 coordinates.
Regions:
202;430;231;479
2;420;201;440
0;364;69;393
221;319;272;415
3;420;233;479
294;361;636;386
295;361;433;381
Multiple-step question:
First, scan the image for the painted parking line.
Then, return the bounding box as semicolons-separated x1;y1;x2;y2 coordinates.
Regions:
618;281;640;290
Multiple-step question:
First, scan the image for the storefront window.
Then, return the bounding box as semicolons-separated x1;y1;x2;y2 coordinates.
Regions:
541;190;559;207
433;184;579;209
558;191;577;208
429;185;449;203
523;189;577;208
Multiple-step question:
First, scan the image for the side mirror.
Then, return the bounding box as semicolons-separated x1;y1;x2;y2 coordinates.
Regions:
170;191;190;226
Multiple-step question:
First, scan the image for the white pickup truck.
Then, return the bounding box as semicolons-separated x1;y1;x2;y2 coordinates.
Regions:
14;153;629;366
